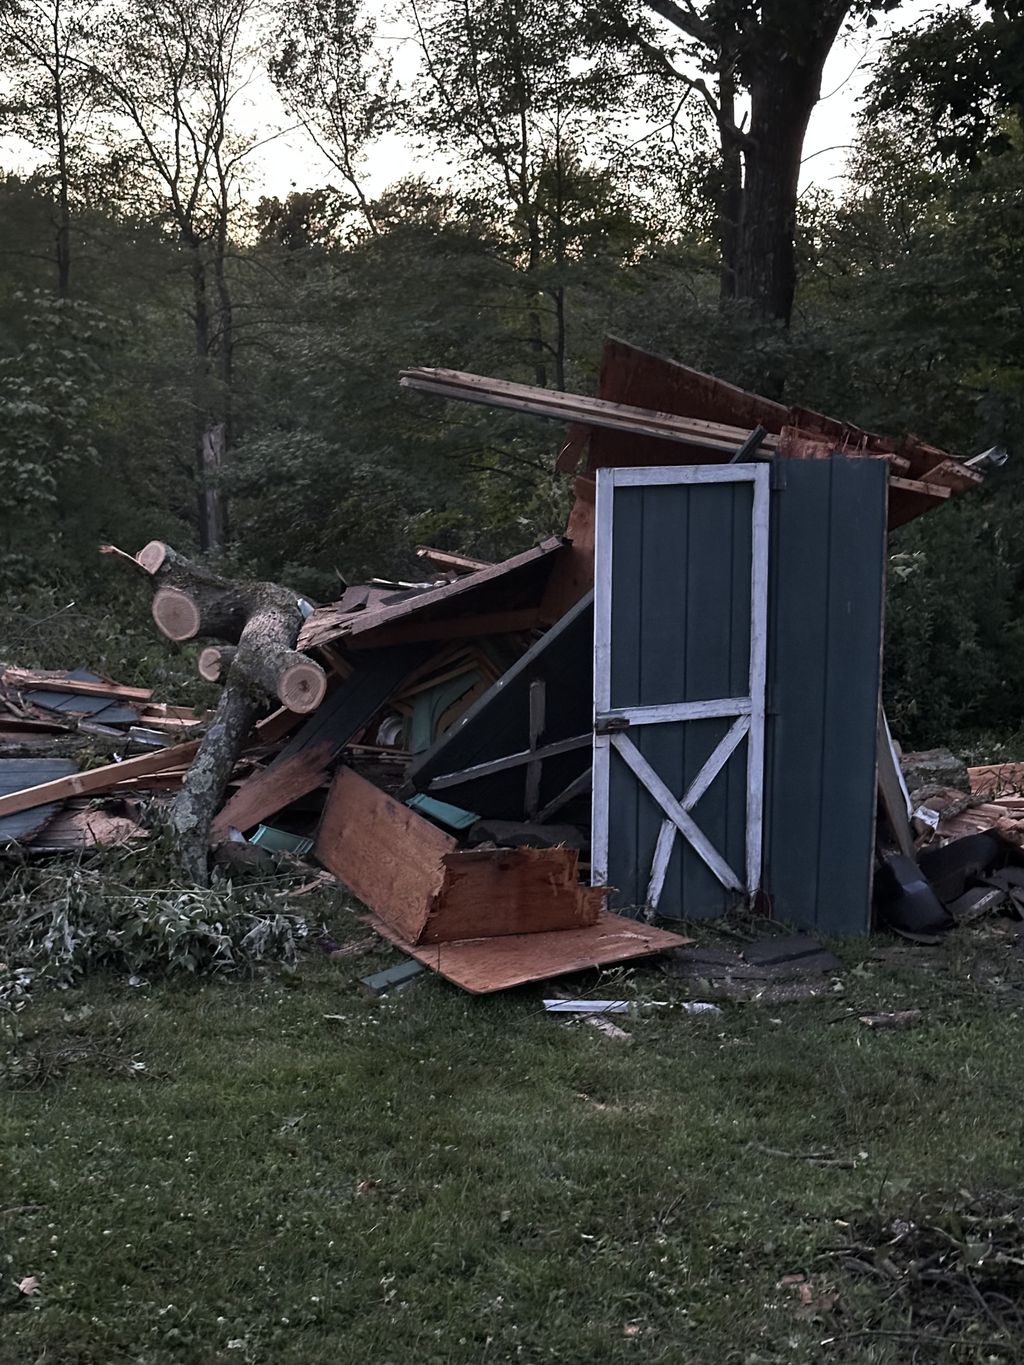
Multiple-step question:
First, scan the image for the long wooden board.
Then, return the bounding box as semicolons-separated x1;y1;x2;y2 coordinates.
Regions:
212;742;335;840
0;740;200;819
300;539;562;651
401;367;780;457
2;668;153;704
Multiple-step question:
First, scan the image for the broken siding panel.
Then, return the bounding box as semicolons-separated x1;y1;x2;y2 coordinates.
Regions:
762;457;886;935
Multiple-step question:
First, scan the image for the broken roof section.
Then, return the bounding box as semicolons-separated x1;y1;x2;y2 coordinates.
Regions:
401;336;985;531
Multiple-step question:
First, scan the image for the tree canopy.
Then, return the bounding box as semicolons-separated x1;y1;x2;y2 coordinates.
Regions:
1;0;1023;745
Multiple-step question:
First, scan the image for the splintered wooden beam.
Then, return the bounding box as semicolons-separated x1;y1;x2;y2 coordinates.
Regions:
2;668;153;704
0;740;201;818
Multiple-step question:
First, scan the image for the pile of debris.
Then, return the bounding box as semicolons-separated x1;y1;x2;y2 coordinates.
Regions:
0;666;208;853
875;746;1024;938
0;336;1012;989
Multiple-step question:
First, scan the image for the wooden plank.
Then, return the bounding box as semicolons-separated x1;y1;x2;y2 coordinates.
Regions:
211;741;334;840
367;910;692;994
2;668;153;703
416;546;494;574
400;368;780;458
427;734;591;791
315;766;457;943
0;740;200;819
888;476;953;500
420;847;605;943
969;762;1024;796
536;767;592;822
300;539;562;651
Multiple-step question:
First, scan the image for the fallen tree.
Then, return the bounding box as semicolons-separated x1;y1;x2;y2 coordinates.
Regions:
103;541;327;882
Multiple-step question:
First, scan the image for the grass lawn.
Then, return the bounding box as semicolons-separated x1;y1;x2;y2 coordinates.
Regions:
3;904;1024;1364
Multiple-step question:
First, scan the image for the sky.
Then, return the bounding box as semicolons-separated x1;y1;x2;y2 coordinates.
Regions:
248;1;937;204
0;0;936;204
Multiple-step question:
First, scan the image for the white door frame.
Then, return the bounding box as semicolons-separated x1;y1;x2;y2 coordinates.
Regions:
591;463;771;910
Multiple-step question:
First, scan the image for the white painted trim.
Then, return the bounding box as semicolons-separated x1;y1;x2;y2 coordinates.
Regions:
591;735;611;886
646;818;676;911
591;469;616;889
881;708;912;818
607;463;762;489
597;697;751;728
745;466;771;894
594;469;615;714
683;715;751;810
612;733;744;892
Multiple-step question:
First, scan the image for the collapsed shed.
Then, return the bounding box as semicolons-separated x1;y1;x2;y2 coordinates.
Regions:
0;337;992;985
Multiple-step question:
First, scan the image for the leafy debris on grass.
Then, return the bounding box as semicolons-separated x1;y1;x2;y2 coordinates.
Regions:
828;1191;1024;1360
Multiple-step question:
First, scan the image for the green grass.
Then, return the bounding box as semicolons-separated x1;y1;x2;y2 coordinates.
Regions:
4;911;1024;1365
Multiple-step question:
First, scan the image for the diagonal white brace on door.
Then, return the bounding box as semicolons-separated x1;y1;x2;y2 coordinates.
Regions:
592;463;771;913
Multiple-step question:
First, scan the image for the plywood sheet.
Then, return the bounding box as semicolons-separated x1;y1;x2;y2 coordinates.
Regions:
368;910;692;993
420;846;605;943
315;766;457;942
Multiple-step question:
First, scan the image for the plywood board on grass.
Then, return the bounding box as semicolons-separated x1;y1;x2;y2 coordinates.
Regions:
368;910;692;993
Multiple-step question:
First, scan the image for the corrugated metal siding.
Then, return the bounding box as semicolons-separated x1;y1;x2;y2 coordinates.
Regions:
762;456;886;935
606;480;753;918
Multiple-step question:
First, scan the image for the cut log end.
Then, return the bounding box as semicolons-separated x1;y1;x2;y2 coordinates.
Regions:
152;586;201;641
198;645;235;683
137;540;170;575
278;659;328;714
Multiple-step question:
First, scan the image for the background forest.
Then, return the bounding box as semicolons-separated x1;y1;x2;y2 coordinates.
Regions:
0;0;1021;747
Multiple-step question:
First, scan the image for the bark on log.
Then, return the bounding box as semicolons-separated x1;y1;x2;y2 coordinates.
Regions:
107;541;327;883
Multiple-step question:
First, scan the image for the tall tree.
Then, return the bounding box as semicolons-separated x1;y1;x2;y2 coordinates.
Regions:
269;0;393;238
86;0;264;553
603;0;901;333
0;0;95;295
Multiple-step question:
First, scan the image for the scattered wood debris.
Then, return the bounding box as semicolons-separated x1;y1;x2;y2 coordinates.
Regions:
1;340;1000;992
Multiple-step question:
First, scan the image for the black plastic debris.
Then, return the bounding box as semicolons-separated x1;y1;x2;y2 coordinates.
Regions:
874;854;954;939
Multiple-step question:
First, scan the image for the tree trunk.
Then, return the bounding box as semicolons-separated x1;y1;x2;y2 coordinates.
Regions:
109;542;327;882
717;62;741;305
190;249;227;554
731;6;851;332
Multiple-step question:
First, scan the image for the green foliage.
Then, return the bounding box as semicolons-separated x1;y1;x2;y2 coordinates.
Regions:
0;292;112;588
0;853;314;1024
